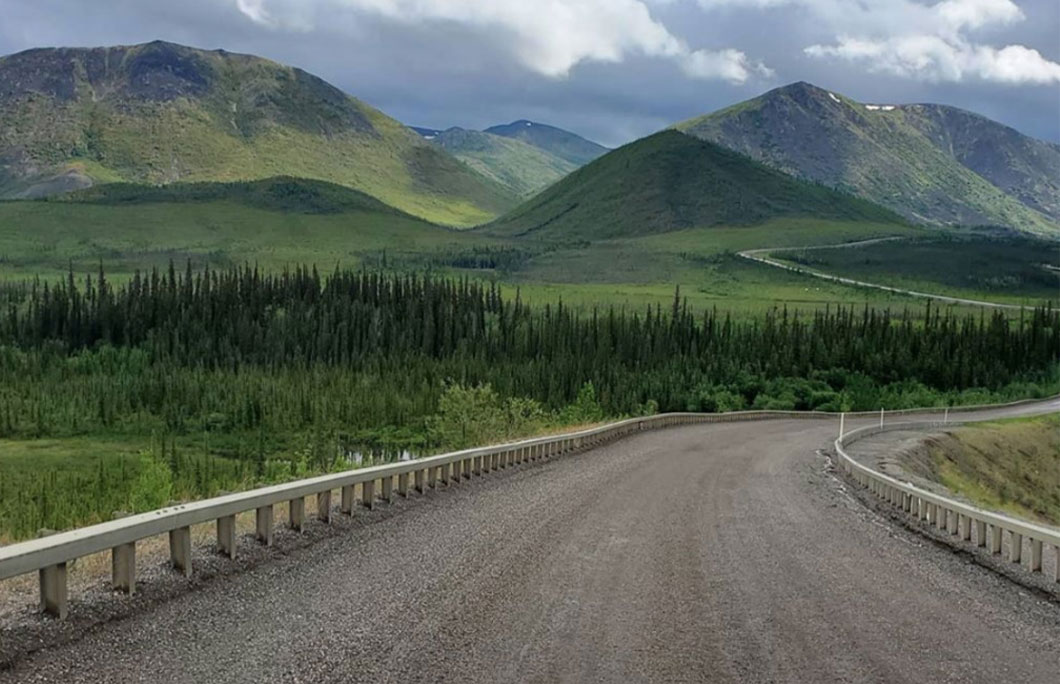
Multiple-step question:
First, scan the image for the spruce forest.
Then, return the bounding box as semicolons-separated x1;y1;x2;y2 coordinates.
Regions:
0;264;1057;540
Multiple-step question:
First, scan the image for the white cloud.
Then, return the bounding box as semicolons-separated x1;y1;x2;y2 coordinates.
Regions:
233;0;770;83
806;34;1060;84
697;0;1059;83
683;48;774;80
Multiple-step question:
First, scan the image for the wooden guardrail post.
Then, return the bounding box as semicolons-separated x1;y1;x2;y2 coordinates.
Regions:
362;480;376;510
170;526;192;577
256;506;274;546
112;542;136;594
289;497;305;532
217;515;236;558
39;563;67;618
317;490;332;523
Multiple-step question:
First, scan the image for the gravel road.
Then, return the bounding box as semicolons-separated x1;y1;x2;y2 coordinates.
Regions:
738;238;1027;310
2;402;1058;683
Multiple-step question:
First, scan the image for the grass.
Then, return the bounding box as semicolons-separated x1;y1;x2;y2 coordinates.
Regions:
906;414;1060;526
0;194;499;281
771;236;1059;307
0;435;150;544
0;193;1014;318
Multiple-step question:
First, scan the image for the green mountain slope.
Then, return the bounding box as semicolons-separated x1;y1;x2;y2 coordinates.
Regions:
486;130;905;240
485;120;608;166
430;128;577;197
896;104;1060;222
0;177;504;279
61;176;416;215
676;82;1058;236
0;41;518;227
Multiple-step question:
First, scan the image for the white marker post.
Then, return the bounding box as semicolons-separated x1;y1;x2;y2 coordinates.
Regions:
879;408;884;428
839;412;845;440
944;407;949;424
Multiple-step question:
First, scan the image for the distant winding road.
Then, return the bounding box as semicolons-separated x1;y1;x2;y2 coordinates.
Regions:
2;399;1058;683
738;238;1030;309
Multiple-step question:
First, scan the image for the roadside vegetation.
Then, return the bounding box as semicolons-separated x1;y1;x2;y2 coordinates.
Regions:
899;414;1060;526
0;266;1057;541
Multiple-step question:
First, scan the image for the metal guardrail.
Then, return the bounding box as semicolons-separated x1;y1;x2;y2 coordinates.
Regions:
835;420;1060;586
1;396;1054;618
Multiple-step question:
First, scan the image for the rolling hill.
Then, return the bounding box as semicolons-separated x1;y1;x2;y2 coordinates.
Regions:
0;176;505;279
484;120;608;166
427;128;577;197
486;130;905;241
0;41;518;226
676;82;1059;237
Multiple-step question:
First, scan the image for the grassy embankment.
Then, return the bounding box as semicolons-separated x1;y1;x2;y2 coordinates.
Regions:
901;414;1060;526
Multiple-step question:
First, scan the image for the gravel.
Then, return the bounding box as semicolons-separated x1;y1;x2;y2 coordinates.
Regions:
1;403;1058;683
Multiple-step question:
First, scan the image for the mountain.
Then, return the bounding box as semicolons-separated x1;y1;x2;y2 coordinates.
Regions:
428;127;577;197
486;130;904;240
676;82;1059;236
485;120;608;166
0;41;518;227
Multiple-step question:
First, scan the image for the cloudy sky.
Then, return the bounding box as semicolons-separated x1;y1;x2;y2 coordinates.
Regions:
1;0;1057;146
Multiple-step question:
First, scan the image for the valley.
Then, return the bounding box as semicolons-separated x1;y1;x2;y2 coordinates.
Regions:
0;38;1056;613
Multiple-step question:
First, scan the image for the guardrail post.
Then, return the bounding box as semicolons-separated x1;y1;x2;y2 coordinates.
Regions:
958;515;971;541
218;515;236;558
974;519;986;547
289;497;305;532
452;460;462;483
989;525;1002;554
317;490;332;523
398;472;410;497
341;485;355;514
39;563;68;619
1009;531;1022;563
381;476;393;503
256;505;274;546
1029;539;1042;572
112;542;136;595
170;526;192;577
416;468;427;493
1055;546;1060;582
362;480;376;509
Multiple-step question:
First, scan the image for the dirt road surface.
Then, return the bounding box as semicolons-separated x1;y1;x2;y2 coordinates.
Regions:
2;401;1057;683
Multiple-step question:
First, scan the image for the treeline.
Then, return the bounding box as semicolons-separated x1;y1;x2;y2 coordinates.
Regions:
0;264;1057;428
0;265;1057;540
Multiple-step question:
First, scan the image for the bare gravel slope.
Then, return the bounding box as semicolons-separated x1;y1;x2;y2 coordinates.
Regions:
2;403;1058;683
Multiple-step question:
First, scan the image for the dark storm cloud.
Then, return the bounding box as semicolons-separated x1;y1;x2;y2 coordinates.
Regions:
0;0;1056;146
